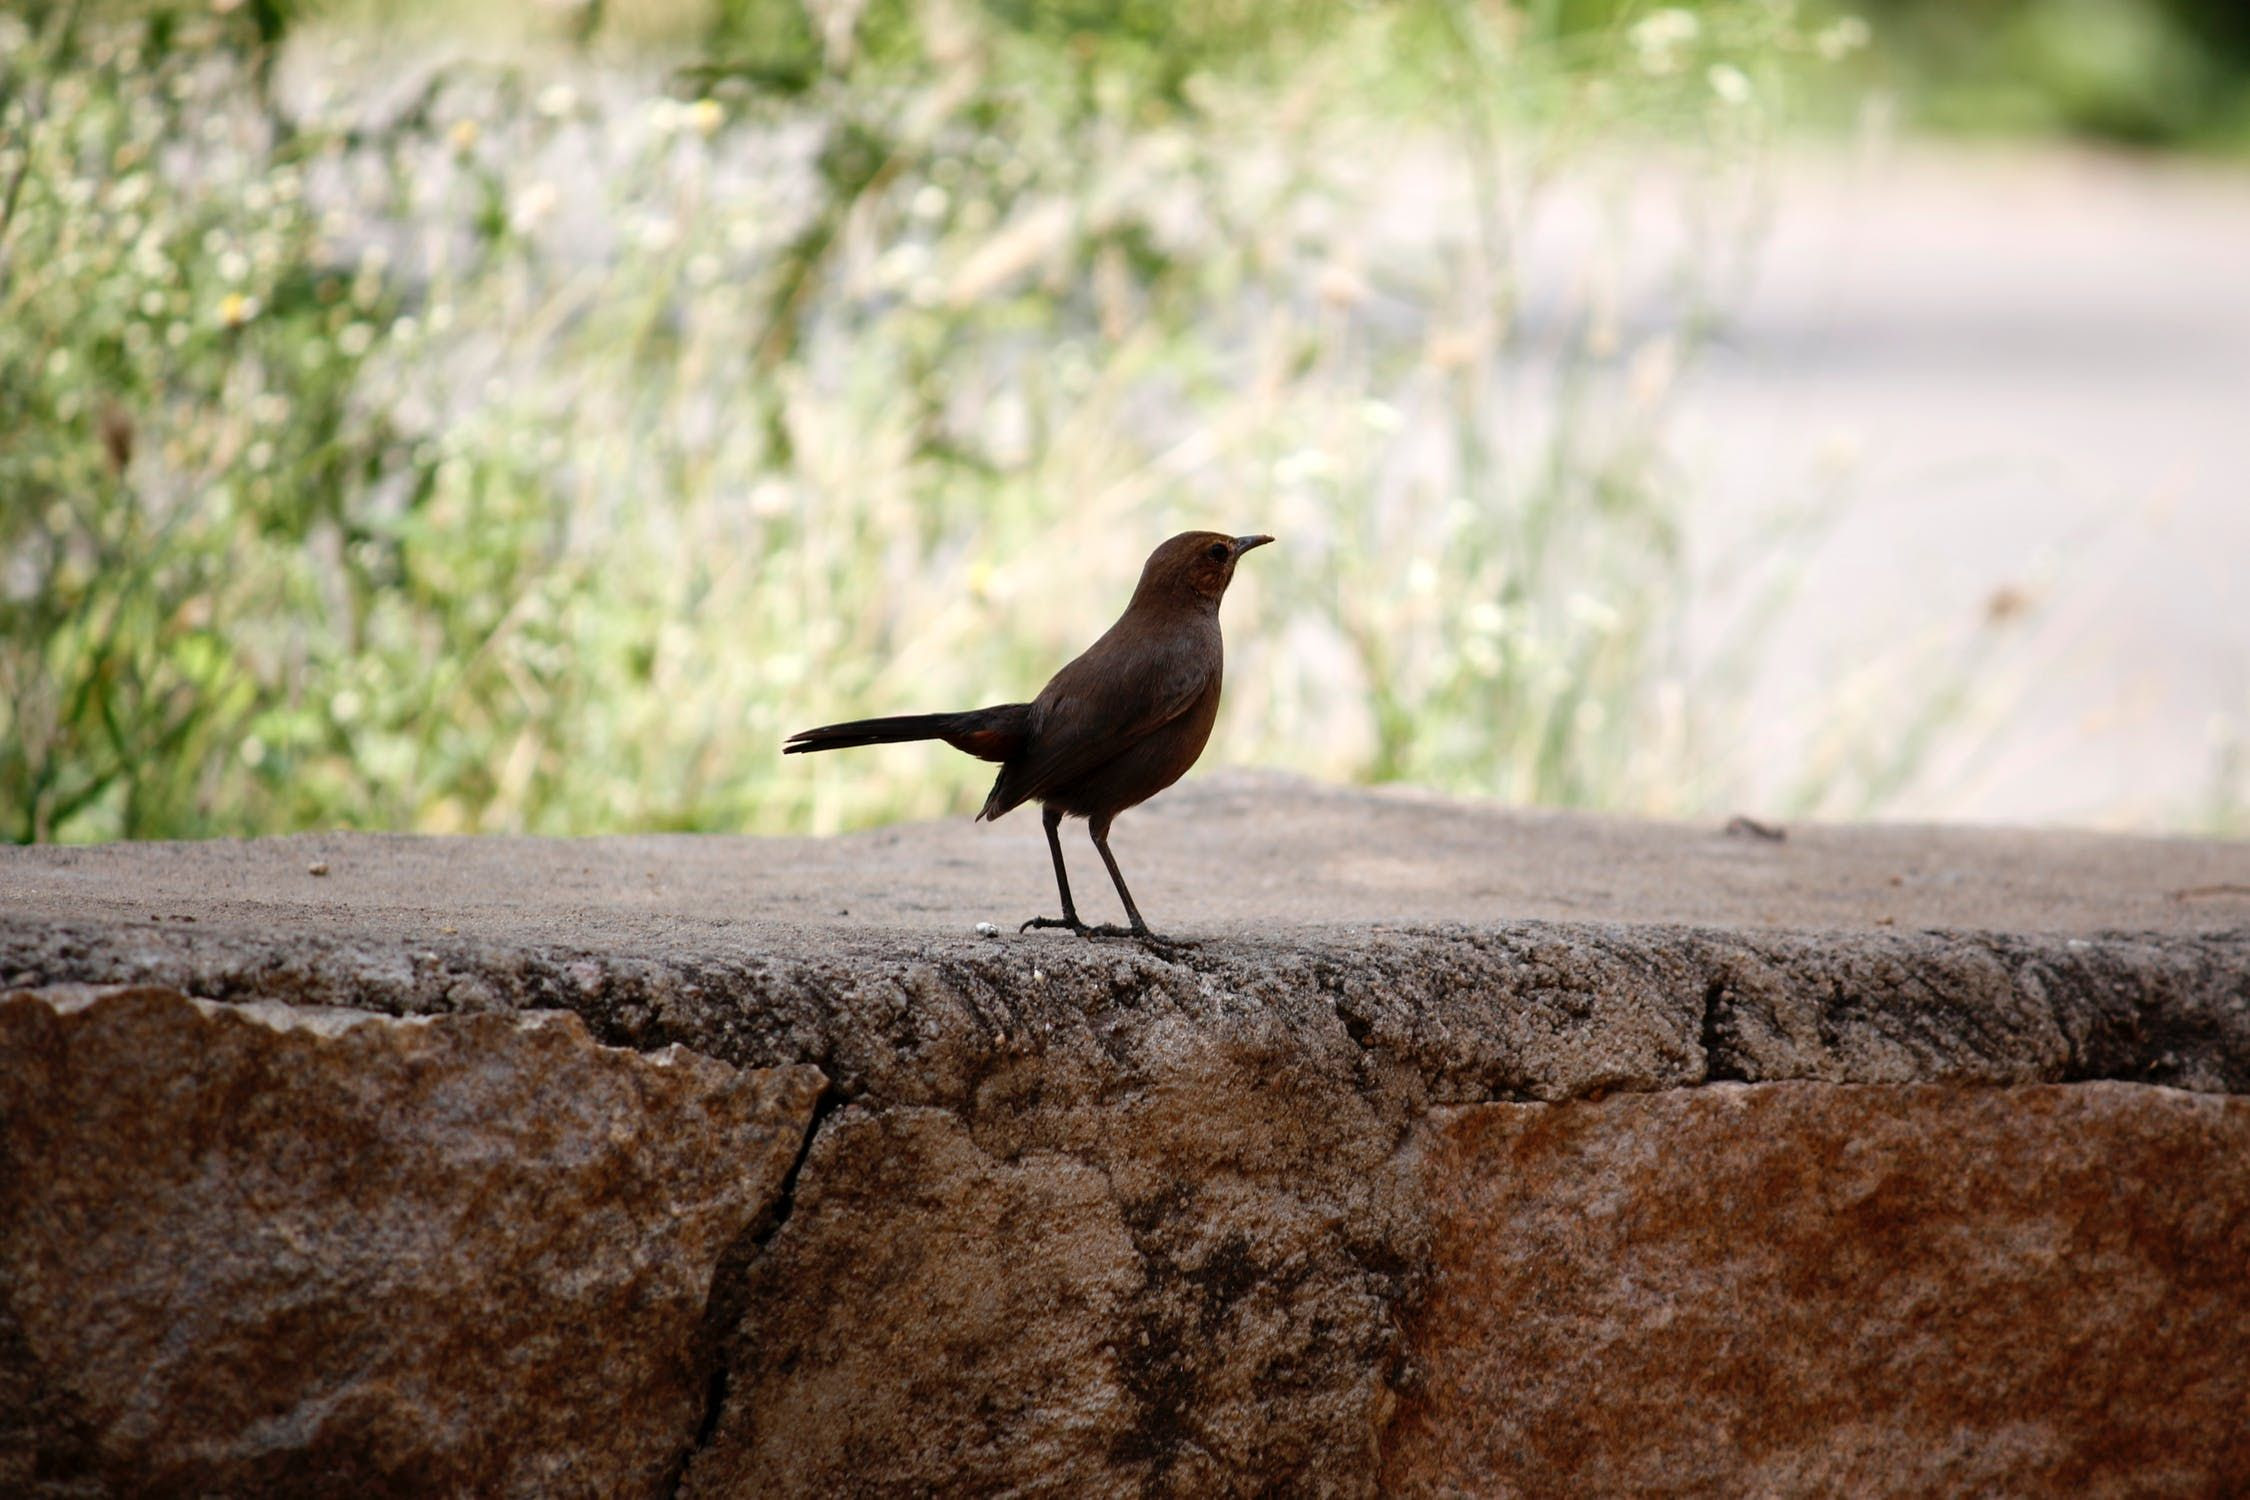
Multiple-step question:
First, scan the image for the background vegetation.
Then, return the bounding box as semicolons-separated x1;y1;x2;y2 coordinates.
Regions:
1857;0;2250;147
3;0;2244;842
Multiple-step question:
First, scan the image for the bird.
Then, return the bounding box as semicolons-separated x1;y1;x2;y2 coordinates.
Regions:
785;530;1274;942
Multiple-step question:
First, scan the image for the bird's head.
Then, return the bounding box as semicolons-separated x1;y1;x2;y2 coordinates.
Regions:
1136;530;1275;607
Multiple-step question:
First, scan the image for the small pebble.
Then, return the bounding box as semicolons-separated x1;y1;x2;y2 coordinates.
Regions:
307;861;330;877
975;921;1000;938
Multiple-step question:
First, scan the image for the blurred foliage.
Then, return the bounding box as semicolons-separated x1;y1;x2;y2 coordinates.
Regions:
1414;0;2250;147
706;0;2250;148
11;0;2233;844
1852;0;2250;146
1;11;417;839
2210;712;2250;837
5;0;1878;841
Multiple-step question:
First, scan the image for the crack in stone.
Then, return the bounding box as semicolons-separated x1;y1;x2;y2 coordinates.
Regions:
1699;972;1747;1083
663;1078;841;1499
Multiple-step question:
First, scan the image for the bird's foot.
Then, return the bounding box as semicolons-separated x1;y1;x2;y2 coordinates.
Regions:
1084;923;1198;955
1019;916;1196;956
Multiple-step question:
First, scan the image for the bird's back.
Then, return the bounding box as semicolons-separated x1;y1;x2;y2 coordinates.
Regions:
1035;672;1221;820
979;601;1223;822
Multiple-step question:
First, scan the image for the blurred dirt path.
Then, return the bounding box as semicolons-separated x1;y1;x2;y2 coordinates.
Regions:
1682;145;2250;827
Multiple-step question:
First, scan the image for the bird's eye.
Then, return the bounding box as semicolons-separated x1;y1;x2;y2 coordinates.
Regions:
1206;542;1230;561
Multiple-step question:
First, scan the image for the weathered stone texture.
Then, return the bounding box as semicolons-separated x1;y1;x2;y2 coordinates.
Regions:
0;790;2245;1496
686;1013;1427;1497
0;984;823;1498
1385;1081;2250;1497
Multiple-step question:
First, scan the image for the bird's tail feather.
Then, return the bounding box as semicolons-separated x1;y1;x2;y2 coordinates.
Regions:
783;712;960;753
784;703;1031;763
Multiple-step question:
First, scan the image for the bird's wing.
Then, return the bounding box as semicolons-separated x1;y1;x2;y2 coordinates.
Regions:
977;629;1215;821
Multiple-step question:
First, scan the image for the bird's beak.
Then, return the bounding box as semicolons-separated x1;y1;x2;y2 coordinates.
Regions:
1232;534;1275;557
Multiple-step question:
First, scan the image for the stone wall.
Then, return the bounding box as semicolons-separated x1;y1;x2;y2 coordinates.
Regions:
3;782;2246;1494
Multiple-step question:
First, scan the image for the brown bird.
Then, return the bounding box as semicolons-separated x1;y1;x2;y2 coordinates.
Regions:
785;530;1274;940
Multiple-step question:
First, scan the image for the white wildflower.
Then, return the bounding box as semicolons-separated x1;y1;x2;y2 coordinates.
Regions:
875;241;931;288
1316;262;1368;307
511;181;559;232
1816;16;1872;62
1565;591;1621;634
1630;8;1698;74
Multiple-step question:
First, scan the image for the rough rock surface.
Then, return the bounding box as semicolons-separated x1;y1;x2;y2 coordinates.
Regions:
0;985;823;1498
1385;1081;2250;1497
685;1064;1422;1496
1;778;2246;1494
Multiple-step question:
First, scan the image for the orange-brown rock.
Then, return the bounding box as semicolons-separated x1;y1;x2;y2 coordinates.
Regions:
1386;1081;2250;1496
0;985;823;1497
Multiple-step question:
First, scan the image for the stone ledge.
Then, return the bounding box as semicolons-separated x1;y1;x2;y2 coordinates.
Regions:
5;773;2246;943
3;917;2245;1107
3;780;2246;1495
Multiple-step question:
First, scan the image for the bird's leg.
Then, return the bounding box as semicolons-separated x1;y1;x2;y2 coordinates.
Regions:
1083;814;1177;944
1019;805;1088;934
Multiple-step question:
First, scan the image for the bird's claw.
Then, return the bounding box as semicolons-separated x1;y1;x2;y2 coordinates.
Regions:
1018;917;1192;953
1089;923;1198;954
